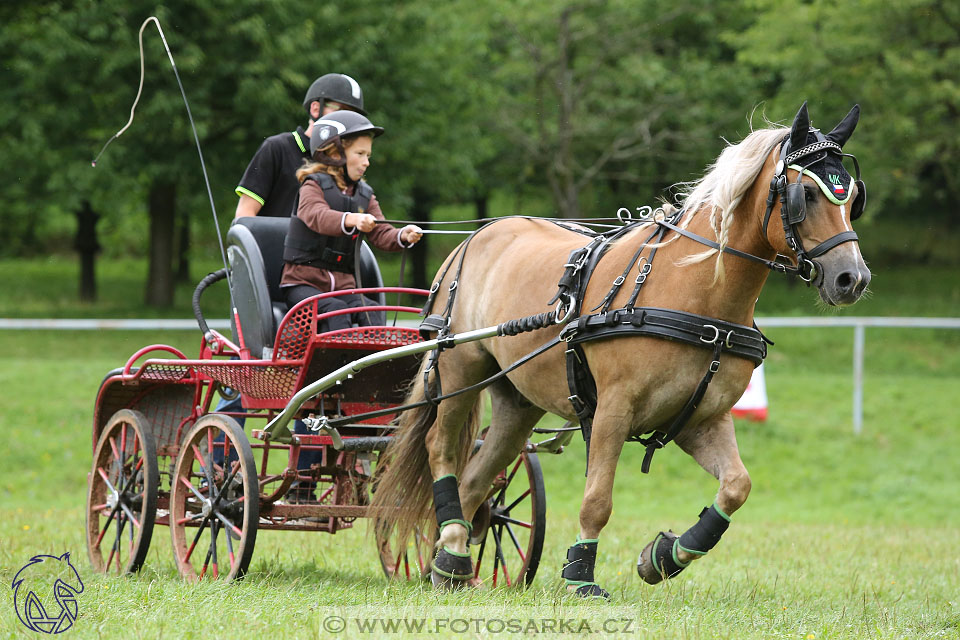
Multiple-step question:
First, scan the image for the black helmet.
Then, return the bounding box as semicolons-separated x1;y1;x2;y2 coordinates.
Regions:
310;111;384;164
302;73;366;116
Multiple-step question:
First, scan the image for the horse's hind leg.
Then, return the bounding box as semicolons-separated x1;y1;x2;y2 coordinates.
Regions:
637;411;751;584
458;378;545;539
423;347;494;586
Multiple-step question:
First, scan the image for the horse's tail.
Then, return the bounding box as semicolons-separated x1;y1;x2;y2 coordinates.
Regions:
371;363;482;551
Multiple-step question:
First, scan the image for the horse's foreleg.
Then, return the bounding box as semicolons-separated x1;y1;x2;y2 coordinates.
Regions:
563;410;630;599
637;411;750;584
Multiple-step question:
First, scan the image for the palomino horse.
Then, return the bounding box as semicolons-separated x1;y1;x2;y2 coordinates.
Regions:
372;103;869;597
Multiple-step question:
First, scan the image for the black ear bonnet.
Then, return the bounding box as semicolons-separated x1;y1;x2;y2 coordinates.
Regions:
779;103;866;224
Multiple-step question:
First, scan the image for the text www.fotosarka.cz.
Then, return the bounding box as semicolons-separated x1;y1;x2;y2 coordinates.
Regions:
321;614;637;635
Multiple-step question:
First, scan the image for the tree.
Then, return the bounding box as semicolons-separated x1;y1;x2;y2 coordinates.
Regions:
733;0;960;226
486;0;760;218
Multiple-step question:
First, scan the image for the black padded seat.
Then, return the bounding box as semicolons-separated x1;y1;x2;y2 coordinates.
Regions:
226;217;385;359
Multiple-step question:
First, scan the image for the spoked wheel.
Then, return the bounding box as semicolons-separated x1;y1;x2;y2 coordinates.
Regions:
376;522;435;581
86;409;159;575
471;451;546;587
169;414;258;582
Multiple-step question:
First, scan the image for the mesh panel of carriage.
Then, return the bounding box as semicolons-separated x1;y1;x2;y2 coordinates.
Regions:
133;296;424;409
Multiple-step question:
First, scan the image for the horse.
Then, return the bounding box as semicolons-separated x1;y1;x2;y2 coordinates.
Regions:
371;102;870;598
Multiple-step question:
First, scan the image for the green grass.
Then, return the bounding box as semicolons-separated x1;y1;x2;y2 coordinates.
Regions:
0;246;958;638
0;327;957;639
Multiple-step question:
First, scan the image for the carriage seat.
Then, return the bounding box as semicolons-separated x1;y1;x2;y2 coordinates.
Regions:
226;216;385;359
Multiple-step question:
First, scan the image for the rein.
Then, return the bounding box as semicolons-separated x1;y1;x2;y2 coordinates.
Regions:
323;145;863;470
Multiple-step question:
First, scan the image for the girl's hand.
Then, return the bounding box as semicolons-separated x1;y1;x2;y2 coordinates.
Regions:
346;213;376;233
401;225;423;245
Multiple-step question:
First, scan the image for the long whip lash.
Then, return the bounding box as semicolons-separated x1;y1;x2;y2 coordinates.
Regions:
91;16;231;288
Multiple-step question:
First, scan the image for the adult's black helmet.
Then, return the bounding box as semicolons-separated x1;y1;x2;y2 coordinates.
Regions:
302;73;366;115
310;111;384;163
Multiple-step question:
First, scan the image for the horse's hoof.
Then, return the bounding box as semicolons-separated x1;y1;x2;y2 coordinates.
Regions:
431;569;468;590
571;583;610;600
637;531;681;585
431;547;473;590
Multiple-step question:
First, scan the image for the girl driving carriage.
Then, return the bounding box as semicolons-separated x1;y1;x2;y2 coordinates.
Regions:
280;110;423;330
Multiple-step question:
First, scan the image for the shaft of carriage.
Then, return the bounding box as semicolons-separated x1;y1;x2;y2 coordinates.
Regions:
263;324;502;441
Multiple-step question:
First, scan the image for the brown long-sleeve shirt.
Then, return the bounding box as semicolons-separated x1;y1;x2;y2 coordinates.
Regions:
280;178;405;292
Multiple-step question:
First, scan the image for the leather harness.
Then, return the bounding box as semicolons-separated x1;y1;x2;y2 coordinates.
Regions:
544;212;769;474
416;212;770;474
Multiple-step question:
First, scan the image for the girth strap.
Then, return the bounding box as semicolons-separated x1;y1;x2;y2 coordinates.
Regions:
564;343;597;473
561;306;766;474
634;338;724;474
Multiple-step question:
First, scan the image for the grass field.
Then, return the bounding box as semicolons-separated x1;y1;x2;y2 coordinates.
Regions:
1;256;958;638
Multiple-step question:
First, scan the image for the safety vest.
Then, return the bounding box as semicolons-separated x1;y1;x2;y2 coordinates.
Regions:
283;173;373;273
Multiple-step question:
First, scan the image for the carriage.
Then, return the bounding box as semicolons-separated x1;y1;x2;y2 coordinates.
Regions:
88;101;871;596
85;216;558;584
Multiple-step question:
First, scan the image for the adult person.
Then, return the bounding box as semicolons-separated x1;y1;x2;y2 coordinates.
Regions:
234;73;367;219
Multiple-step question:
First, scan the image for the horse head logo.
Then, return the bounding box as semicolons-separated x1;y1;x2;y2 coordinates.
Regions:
11;553;84;634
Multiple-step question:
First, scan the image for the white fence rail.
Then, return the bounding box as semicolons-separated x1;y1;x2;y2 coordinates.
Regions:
755;317;960;434
2;316;958;434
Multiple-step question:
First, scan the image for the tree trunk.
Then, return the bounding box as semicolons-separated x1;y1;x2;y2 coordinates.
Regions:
146;181;176;308
176;207;190;283
475;193;488;220
74;200;99;302
555;8;578;218
410;185;433;290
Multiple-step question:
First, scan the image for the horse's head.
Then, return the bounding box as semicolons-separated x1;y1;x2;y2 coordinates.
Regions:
763;102;870;306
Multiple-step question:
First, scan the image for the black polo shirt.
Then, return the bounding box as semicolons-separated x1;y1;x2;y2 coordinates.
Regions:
235;126;311;218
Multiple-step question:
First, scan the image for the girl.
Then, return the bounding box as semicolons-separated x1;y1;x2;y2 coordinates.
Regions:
280;110;422;331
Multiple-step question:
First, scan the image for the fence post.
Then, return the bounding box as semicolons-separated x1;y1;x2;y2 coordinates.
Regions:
853;323;865;435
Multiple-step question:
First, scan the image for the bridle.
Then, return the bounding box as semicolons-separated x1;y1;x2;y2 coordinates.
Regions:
759;134;866;285
659;133;866;287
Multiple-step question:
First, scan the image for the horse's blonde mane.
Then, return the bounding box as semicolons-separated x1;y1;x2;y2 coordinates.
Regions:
668;126;789;282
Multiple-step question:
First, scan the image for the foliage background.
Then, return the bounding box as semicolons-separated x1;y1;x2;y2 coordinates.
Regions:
2;0;957;302
1;3;959;636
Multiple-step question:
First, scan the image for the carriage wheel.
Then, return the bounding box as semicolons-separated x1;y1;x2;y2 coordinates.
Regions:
376;522;434;581
169;414;258;582
471;451;546;587
86;409;159;575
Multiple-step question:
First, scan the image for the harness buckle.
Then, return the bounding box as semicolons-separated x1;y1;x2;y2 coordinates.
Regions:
555;295;577;325
700;324;720;345
709;360;721;373
613;275;625;286
448;280;458;292
429;282;440;294
635;261;652;284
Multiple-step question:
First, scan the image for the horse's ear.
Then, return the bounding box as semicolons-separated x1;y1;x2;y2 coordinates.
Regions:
826;104;860;147
789;101;810;150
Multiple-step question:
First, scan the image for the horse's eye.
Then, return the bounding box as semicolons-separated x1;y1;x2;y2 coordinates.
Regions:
804;188;816;203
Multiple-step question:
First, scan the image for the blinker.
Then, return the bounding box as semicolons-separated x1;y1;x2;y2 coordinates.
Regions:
783;182;807;225
851;179;866;220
